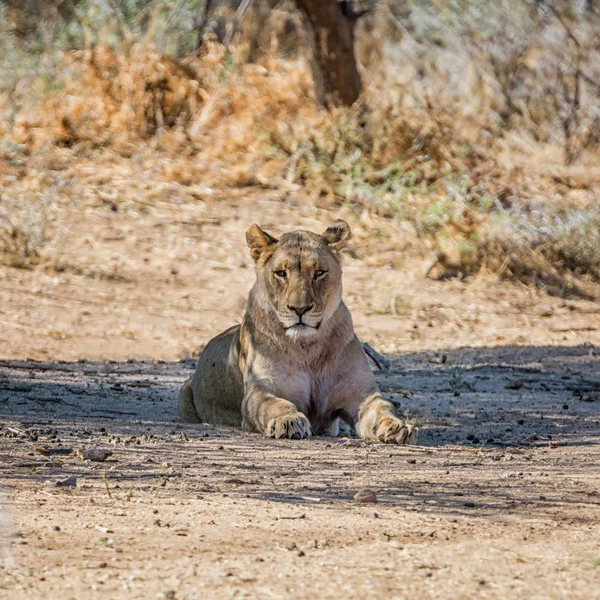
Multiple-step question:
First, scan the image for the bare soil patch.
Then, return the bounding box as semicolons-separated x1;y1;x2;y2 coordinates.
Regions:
1;345;600;599
1;185;599;363
1;184;600;599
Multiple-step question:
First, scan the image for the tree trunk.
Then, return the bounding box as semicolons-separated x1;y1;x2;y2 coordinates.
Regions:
294;0;362;107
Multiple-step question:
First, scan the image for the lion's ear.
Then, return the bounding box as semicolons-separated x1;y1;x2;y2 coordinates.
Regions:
322;219;351;251
246;224;278;263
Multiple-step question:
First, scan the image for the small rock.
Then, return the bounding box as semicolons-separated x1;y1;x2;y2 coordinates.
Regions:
582;392;599;403
79;449;113;462
354;489;378;504
506;381;524;390
297;550;305;557
56;476;77;488
463;501;476;508
429;354;447;364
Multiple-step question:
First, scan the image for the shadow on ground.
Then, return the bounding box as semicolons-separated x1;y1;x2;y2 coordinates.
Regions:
1;344;599;522
1;344;599;442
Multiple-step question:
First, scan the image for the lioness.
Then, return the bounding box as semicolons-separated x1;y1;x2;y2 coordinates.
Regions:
178;220;417;444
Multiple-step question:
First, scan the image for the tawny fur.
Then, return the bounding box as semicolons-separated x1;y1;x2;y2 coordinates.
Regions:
178;220;417;443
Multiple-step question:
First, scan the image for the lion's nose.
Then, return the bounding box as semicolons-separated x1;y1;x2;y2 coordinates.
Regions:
288;304;313;317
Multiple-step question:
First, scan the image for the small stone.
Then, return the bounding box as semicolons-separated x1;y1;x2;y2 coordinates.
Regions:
297;550;305;557
463;501;476;508
506;381;524;390
55;476;77;488
79;449;113;462
354;489;378;504
53;526;61;531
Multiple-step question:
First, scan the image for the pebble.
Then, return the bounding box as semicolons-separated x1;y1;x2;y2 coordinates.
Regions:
506;380;524;390
79;449;113;462
354;489;378;504
55;476;77;488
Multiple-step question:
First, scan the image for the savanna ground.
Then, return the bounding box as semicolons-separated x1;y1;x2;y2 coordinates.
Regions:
1;1;600;598
1;190;600;600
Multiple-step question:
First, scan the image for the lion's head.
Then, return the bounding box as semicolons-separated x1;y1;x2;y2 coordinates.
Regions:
246;220;351;341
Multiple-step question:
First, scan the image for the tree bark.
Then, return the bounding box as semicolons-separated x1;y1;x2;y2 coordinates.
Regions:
294;0;362;107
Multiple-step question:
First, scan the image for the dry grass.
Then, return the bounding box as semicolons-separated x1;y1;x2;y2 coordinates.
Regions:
1;2;600;298
0;194;50;268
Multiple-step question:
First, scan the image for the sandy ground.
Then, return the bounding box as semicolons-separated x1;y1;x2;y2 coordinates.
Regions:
1;348;600;600
1;185;599;362
1;188;600;599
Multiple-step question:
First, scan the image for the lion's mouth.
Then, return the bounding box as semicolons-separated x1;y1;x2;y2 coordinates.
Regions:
283;320;322;340
285;321;320;330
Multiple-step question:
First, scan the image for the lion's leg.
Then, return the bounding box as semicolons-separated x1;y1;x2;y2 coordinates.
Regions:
326;417;355;437
354;394;418;445
178;378;201;423
242;388;311;440
337;419;356;437
327;337;417;445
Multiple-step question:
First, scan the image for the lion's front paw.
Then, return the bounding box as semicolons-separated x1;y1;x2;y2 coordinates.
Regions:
373;416;418;445
266;412;312;440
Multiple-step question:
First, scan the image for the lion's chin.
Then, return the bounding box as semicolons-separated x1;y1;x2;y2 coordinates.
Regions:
284;324;319;341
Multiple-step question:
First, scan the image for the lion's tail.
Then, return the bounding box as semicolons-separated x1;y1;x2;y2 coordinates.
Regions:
177;377;201;423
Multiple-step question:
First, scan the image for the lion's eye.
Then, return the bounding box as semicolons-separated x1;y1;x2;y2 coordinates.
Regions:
274;270;287;280
314;270;327;280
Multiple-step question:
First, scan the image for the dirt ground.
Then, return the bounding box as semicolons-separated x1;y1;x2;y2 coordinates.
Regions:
1;190;600;599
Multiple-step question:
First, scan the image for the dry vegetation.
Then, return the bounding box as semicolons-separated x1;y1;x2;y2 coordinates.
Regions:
1;0;600;298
